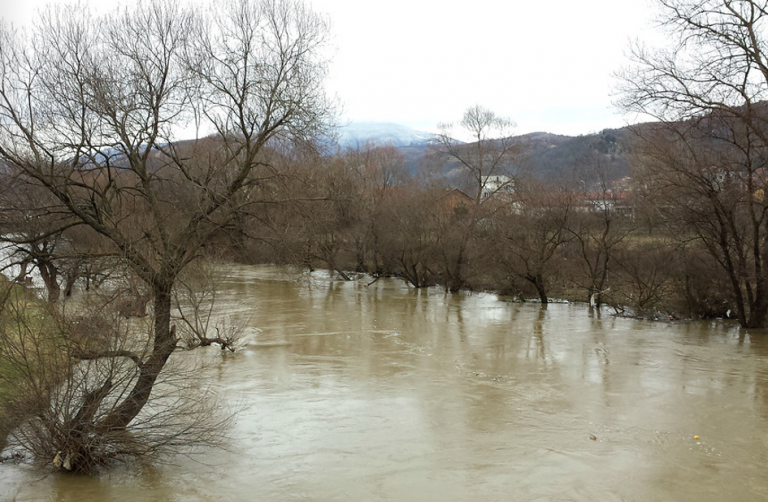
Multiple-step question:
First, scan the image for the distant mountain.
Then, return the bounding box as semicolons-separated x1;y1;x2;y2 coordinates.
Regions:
336;122;435;149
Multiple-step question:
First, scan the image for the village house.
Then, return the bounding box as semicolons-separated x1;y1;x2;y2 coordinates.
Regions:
481;174;515;200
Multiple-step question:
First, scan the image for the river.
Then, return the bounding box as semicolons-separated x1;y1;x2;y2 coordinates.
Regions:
2;264;768;501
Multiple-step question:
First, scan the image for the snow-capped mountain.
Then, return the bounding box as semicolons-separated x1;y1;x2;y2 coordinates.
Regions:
336;122;434;148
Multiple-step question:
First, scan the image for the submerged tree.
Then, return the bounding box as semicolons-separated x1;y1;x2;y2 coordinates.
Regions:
497;180;573;304
0;178;114;301
565;164;635;310
0;0;332;470
0;281;228;472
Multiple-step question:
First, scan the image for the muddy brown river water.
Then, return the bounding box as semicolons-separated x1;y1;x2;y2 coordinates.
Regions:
2;265;768;501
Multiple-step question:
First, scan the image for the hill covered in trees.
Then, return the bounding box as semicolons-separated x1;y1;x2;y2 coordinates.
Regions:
336;122;633;181
515;129;630;180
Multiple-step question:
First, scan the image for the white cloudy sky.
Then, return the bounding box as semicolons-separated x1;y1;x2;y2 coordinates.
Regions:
0;0;660;136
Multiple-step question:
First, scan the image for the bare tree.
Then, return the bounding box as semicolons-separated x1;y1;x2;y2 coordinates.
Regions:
384;185;445;288
497;180;573;303
344;142;409;276
0;281;229;473
565;165;635;310
278;153;360;279
432;106;520;291
435;105;519;204
0;176;117;301
173;259;244;351
0;0;332;469
629;117;768;325
609;237;676;317
618;0;768;126
618;0;768;327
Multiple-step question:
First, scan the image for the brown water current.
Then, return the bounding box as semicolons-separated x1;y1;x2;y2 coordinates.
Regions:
2;264;768;501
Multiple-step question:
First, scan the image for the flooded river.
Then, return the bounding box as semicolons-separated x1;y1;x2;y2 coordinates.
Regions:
2;265;768;501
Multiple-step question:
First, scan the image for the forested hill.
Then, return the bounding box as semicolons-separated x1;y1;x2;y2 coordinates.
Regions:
336;122;633;181
514;129;631;180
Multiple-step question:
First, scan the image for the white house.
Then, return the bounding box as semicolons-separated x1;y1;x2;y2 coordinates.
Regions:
481;174;515;200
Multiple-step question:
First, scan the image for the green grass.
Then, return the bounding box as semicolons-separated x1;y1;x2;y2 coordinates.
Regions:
0;277;65;446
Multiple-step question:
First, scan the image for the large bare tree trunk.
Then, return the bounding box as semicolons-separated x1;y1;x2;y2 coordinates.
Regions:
101;285;176;430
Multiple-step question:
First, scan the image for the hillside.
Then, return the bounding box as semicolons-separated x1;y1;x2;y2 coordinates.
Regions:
334;121;633;181
515;129;631;181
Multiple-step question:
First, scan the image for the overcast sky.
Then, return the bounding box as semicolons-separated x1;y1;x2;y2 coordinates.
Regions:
0;0;660;137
